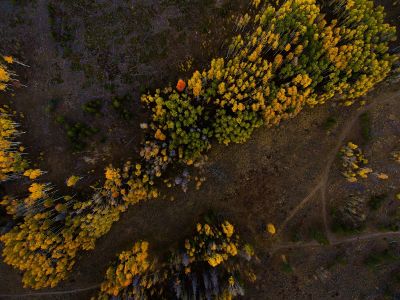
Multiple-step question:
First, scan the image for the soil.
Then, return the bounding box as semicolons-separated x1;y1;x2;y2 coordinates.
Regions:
0;0;400;299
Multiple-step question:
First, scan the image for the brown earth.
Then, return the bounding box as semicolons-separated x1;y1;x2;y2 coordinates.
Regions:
0;0;400;299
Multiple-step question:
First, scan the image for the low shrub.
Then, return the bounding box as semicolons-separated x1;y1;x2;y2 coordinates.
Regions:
82;99;103;116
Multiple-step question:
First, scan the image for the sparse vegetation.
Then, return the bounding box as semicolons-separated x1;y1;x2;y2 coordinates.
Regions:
339;142;372;182
336;195;367;231
58;117;99;151
365;248;399;270
311;228;329;245
82;99;103;116
334;195;367;232
281;255;293;274
111;94;133;121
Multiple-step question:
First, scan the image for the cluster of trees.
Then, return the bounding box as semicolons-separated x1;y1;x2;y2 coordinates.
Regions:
95;218;255;300
0;0;397;290
0;56;13;91
0;55;30;182
0;162;159;288
141;0;396;173
0;61;159;288
0;107;28;182
340;141;372;182
339;141;390;182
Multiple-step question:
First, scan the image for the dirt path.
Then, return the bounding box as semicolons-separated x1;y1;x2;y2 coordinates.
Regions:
277;181;322;233
0;285;100;298
277;91;400;245
271;231;400;255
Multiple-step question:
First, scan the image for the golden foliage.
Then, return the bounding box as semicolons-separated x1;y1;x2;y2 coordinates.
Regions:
95;218;255;299
99;241;151;297
66;175;81;187
340;142;372;182
0;108;28;181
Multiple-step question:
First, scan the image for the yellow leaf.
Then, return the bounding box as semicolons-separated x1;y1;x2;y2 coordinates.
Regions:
66;175;80;187
154;129;166;141
377;173;389;180
23;169;42;180
347;142;358;150
3;56;13;64
267;223;276;235
281;254;287;263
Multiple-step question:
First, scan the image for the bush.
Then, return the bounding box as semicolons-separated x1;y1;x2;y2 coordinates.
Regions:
339;142;372;182
82;99;103;116
57;117;100;151
111;94;133;120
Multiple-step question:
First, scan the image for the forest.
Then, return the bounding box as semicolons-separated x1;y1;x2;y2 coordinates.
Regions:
0;0;400;299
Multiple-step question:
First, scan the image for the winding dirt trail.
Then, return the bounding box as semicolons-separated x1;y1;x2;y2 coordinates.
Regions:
271;231;400;255
0;285;100;298
277;91;400;246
